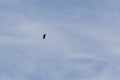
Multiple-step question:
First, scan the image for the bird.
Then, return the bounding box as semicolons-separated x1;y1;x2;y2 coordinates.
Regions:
42;34;46;39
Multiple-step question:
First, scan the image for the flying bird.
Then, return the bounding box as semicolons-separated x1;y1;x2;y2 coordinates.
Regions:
42;34;46;39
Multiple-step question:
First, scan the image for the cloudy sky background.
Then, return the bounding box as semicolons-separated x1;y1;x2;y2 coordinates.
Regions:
1;0;120;80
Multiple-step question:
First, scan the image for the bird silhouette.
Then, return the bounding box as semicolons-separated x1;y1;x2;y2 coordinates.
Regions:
43;34;46;39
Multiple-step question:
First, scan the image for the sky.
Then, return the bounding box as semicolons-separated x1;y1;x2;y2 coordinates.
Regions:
1;0;120;80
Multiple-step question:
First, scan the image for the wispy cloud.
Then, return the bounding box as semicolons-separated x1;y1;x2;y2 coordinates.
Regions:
1;0;120;80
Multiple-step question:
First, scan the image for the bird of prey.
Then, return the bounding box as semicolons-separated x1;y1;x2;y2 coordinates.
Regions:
43;34;46;39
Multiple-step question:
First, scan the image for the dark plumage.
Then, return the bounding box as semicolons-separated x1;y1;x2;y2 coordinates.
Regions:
43;34;46;39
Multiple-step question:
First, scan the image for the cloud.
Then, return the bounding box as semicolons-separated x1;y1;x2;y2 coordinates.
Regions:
1;0;120;80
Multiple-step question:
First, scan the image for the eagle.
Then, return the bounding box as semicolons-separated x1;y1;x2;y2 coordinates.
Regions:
42;34;46;39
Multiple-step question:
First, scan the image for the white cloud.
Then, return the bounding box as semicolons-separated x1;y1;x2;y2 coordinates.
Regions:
1;0;120;80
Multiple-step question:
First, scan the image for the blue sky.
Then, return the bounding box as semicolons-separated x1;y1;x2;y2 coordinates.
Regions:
0;0;120;80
